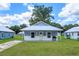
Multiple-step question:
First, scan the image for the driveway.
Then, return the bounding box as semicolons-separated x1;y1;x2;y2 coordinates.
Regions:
0;40;22;52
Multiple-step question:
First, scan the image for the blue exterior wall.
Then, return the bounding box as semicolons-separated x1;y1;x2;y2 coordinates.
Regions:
0;31;14;39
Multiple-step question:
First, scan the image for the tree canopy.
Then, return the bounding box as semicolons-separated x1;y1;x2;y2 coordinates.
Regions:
29;5;63;29
29;5;54;25
9;24;27;34
20;24;27;29
63;24;79;31
9;25;21;34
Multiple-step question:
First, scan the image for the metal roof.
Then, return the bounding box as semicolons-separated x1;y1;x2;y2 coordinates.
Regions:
65;26;79;32
0;26;14;32
22;26;62;31
22;21;63;31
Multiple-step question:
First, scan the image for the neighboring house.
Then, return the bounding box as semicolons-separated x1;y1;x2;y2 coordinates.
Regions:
18;32;24;36
64;26;79;40
0;26;14;39
22;21;62;41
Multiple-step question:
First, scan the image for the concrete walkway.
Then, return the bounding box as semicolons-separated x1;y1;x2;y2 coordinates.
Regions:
0;40;22;52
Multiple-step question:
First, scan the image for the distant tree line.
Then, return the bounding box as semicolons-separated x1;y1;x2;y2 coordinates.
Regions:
63;24;79;31
8;22;79;34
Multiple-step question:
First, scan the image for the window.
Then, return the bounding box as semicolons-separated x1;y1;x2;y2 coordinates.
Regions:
47;32;51;38
2;33;4;37
78;33;79;36
31;32;35;38
66;33;70;39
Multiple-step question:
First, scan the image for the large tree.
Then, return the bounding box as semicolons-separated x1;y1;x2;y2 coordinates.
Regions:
20;24;27;29
10;25;21;34
29;5;54;25
9;24;27;34
29;5;63;28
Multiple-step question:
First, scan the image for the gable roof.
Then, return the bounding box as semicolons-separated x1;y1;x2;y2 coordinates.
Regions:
22;21;63;31
22;26;62;31
0;26;14;32
32;21;51;26
65;26;79;32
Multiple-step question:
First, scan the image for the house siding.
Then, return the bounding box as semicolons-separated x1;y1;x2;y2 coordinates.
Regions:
24;31;60;41
0;32;14;39
64;32;78;40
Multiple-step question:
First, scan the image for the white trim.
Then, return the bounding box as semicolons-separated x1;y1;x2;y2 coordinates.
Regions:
24;31;60;41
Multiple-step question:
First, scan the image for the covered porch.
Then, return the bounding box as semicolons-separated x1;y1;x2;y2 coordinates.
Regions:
24;30;61;41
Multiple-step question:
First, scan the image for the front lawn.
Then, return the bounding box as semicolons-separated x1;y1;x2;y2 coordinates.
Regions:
0;35;23;44
0;36;79;56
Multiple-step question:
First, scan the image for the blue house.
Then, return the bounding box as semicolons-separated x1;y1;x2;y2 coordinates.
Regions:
0;26;14;39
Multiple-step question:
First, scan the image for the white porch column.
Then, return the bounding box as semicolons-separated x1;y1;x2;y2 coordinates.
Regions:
56;31;61;41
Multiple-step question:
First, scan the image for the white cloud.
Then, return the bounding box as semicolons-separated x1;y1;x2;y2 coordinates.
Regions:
0;3;10;10
56;15;79;26
58;3;79;25
23;3;34;12
58;3;79;17
27;4;34;12
0;4;34;26
0;11;32;26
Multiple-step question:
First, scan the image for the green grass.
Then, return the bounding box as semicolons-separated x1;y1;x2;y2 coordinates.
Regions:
0;36;79;56
0;35;23;44
14;35;23;40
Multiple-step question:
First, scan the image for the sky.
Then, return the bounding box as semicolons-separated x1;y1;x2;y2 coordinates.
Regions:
0;3;79;26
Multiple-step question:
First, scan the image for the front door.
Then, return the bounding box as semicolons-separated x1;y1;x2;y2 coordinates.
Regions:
39;32;43;40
